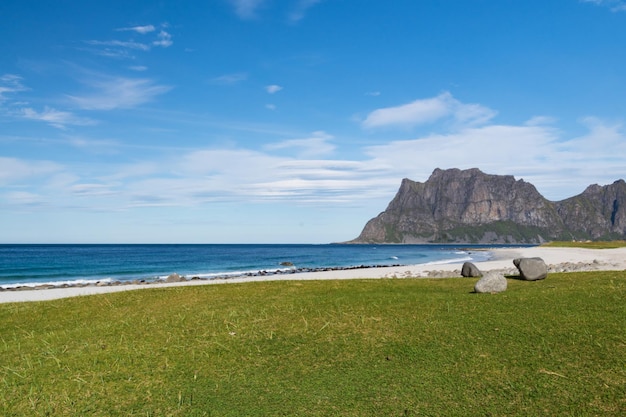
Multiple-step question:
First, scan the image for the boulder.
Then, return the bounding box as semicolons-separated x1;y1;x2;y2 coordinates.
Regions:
165;273;186;283
461;262;482;277
474;271;507;293
513;257;548;281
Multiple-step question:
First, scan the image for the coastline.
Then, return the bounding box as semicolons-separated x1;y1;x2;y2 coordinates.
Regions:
1;246;625;304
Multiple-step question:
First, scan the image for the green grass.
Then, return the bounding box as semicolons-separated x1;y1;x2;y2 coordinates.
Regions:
543;240;626;249
1;273;625;416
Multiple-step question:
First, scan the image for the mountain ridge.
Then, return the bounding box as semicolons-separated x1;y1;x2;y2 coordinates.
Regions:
349;168;626;244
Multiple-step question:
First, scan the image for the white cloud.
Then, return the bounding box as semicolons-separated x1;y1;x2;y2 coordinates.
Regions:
265;104;276;110
453;102;497;127
288;0;324;23
0;157;63;186
3;191;46;207
85;40;150;51
19;106;96;129
229;0;267;19
565;117;626;160
264;131;335;157
117;25;156;34
365;124;558;176
581;0;626;12
68;76;172;110
62;135;121;154
265;84;283;94
129;65;148;72
86;47;134;60
362;92;496;129
229;0;322;23
363;118;626;200
153;30;173;48
120;147;389;206
525;116;557;126
4;94;625;217
362;92;453;128
0;74;28;101
71;183;117;197
210;72;248;85
85;24;172;58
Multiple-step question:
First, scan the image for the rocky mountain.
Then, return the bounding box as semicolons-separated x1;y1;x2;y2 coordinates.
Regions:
350;168;626;244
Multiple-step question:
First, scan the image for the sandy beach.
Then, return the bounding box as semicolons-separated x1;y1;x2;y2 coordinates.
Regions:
1;246;625;304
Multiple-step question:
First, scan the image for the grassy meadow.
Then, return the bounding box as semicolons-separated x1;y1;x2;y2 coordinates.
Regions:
1;272;625;416
543;240;626;249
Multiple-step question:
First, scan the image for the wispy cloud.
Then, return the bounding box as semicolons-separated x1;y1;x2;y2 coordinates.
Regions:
0;74;28;101
19;106;96;129
68;76;172;110
264;131;335;157
229;0;267;19
288;0;324;23
70;183;117;197
209;72;248;85
229;0;322;22
167;116;622;203
85;40;151;51
362;117;626;200
0;157;63;186
362;92;496;129
265;84;283;94
3;191;47;207
153;30;173;48
581;0;626;12
116;25;156;34
567;117;626;162
525;116;557;126
126;148;388;206
62;135;122;154
84;24;172;59
3;94;625;213
0;75;96;128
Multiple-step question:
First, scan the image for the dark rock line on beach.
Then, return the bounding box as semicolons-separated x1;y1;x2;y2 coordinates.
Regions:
1;259;617;293
0;263;405;292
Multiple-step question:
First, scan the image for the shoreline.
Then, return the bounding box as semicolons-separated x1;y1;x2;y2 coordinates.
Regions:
1;246;625;304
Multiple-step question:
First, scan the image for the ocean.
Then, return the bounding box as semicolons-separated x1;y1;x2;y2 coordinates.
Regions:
0;243;511;289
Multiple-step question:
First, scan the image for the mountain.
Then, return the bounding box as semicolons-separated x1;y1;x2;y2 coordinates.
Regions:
350;168;626;244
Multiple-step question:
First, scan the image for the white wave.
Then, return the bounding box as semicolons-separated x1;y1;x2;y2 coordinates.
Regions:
1;277;114;290
156;267;296;281
419;256;473;267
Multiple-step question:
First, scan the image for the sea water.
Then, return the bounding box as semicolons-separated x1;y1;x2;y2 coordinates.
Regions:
0;244;511;289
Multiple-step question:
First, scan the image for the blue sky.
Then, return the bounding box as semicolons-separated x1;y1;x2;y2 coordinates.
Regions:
1;0;626;243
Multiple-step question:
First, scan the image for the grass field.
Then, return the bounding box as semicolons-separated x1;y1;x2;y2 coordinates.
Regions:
543;240;626;249
1;272;625;416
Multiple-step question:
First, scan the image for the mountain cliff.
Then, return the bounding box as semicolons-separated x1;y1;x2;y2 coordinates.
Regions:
350;168;626;244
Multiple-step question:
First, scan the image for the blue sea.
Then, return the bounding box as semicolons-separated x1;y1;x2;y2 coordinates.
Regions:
0;244;513;289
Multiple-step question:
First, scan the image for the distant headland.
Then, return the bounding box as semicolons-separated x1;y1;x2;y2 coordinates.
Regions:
348;168;626;244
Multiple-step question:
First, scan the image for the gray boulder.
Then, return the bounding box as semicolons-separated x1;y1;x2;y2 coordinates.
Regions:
165;273;186;283
461;262;482;277
474;271;507;293
513;257;548;281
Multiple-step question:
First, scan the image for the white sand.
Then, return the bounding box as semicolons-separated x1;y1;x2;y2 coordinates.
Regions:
1;246;625;304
